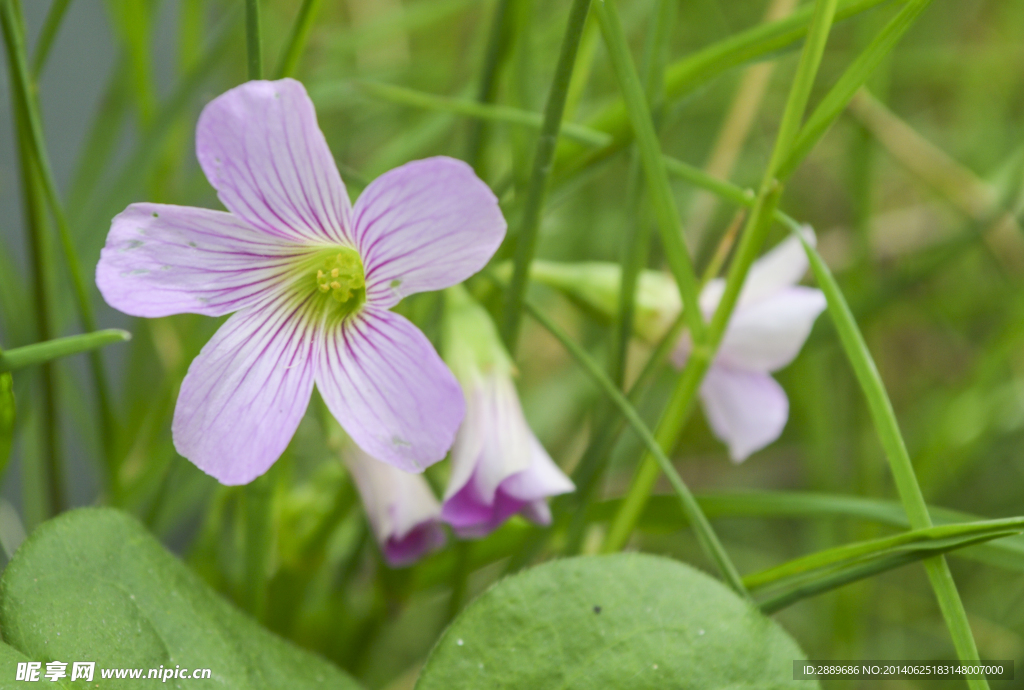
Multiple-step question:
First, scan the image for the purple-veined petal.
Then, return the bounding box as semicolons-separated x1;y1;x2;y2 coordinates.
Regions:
699;365;789;462
442;376;573;538
172;293;319;485
442;436;573;538
196;79;353;245
97;203;301;317
343;443;446;567
353;157;506;308
716;286;826;372
316;308;464;473
443;375;532;506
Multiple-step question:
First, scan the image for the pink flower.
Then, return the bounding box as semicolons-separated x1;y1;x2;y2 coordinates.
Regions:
525;230;825;462
440;287;574;538
96;79;506;484
342;443;446;567
673;232;826;461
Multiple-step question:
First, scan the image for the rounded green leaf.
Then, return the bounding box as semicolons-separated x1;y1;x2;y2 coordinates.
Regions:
0;508;362;689
416;553;816;689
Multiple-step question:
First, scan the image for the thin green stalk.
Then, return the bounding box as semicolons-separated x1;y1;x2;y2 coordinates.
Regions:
245;0;263;80
777;0;934;179
686;0;799;247
594;0;705;345
465;0;516;169
2;0;116;501
275;0;323;78
12;100;61;519
243;474;272;622
757;551;933;615
794;231;987;683
31;0;72;76
746;517;1024;591
600;186;784;553
0;330;131;373
562;311;687;555
554;0;899;179
343;80;611;147
501;0;592;351
518;296;747;597
445;541;472;623
603;0;840;554
610;0;674;389
0;367;12;477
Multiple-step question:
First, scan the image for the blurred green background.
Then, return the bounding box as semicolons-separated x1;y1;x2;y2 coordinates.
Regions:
2;0;1023;688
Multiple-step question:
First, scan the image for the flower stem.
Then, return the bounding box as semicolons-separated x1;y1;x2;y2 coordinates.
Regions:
520;297;747;598
465;0;517;170
347;80;611;147
275;0;323;78
609;0;673;390
553;0;896;181
243;474;273;622
593;0;705;345
501;0;592;352
0;330;131;373
686;0;798;248
1;0;116;499
12;107;61;519
602;0;840;553
563;311;687;555
245;0;263;80
31;0;72;77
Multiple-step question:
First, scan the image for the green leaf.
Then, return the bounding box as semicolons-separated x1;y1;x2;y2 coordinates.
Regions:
416;554;815;689
0;640;71;689
0;508;363;690
0;373;12;478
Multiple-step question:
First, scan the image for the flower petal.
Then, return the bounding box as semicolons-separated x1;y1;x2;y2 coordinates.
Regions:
443;375;532;504
172;294;318;484
196;79;352;245
500;435;576;506
700;366;789;462
343;443;446;567
716;286;826;372
699;228;816;315
316;308;464;472
353;157;506;307
737;228;815;306
97;203;300;317
442;436;573;538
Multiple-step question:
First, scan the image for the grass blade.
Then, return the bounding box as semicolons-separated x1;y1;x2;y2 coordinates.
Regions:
777;0;934;179
593;0;705;344
275;0;323;78
245;0;263;80
793;228;988;685
501;0;593;350
0;330;131;373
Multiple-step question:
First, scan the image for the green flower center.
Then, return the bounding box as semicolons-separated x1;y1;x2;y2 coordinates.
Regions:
308;247;366;317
